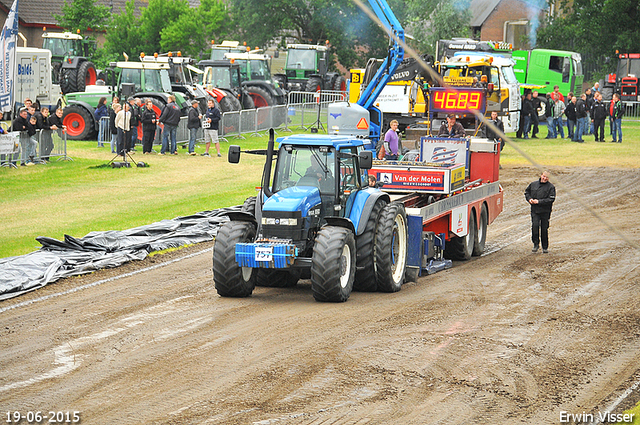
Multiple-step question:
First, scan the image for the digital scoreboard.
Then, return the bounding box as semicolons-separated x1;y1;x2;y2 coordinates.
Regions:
429;87;486;114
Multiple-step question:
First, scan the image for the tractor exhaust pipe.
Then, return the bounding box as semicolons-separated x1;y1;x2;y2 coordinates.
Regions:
262;128;275;198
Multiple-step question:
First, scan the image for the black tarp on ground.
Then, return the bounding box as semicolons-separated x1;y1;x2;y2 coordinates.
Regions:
0;207;239;301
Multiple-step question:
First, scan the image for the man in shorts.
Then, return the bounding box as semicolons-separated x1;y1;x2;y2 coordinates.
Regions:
202;99;221;157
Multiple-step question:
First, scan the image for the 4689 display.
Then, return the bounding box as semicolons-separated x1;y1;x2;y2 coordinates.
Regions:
5;411;80;423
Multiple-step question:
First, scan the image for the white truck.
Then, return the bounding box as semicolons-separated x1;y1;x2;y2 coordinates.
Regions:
13;47;62;114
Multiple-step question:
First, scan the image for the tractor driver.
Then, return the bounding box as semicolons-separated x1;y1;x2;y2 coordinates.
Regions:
438;113;466;138
303;153;334;192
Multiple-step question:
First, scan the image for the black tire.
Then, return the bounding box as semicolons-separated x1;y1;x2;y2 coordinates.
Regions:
213;221;257;297
305;76;323;93
77;61;97;92
601;87;614;101
241;92;255;110
375;203;408;293
246;86;274;108
354;199;386;292
473;204;488;256
219;94;242;113
256;269;300;288
444;209;476;261
311;226;356;302
241;196;257;216
62;104;95;140
333;75;347;92
60;69;79;94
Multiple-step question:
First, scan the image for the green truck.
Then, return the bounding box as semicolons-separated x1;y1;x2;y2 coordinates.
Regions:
512;49;584;97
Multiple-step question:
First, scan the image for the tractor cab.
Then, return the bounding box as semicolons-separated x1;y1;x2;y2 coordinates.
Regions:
114;61;173;94
210;40;248;60
225;52;273;83
199;60;242;91
42;31;95;61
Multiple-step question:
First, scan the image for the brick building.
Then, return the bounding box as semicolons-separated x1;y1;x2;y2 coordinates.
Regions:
470;0;546;49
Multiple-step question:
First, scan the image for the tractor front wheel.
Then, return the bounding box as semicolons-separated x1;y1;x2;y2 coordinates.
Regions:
311;226;356;302
213;221;257;297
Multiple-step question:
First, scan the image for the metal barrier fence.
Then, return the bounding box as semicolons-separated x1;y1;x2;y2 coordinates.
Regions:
622;101;640;121
287;90;348;105
1;129;70;168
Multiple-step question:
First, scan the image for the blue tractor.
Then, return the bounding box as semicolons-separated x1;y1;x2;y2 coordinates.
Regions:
212;130;409;302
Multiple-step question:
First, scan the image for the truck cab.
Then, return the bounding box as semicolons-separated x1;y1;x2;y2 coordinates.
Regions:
513;49;583;97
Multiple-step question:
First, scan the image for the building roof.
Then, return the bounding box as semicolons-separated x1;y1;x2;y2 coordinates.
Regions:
0;0;201;26
469;0;502;27
469;0;545;27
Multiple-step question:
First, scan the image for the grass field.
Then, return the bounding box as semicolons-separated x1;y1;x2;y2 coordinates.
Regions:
1;122;638;258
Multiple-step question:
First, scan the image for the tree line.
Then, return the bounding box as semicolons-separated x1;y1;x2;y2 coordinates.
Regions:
59;0;640;82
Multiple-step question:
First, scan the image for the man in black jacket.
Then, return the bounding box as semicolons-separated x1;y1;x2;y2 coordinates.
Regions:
159;95;181;155
531;91;541;138
591;92;608;142
524;171;556;253
521;92;534;139
186;100;202;155
12;107;38;165
565;96;577;141
575;94;588;143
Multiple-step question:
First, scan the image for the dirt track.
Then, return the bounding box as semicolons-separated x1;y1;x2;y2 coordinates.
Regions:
1;166;639;425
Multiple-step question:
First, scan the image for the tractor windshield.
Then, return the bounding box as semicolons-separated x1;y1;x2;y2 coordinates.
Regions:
204;67;232;88
272;145;336;195
617;58;640;78
145;69;172;92
235;59;271;82
286;49;316;71
249;60;270;80
42;38;82;57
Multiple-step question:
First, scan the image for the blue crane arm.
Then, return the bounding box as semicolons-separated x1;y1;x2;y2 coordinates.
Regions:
356;0;405;111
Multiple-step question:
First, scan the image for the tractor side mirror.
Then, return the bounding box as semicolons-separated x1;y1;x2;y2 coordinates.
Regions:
359;150;373;169
228;145;241;163
274;50;280;59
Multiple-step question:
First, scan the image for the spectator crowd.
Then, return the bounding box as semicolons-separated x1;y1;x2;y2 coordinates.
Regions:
517;85;624;143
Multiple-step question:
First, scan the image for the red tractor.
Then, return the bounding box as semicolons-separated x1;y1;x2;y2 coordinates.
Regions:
602;52;640;101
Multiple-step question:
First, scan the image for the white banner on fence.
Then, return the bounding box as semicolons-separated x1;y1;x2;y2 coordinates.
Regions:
0;131;19;155
0;0;18;112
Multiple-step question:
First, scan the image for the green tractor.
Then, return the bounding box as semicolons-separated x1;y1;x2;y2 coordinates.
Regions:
42;29;100;94
274;43;347;93
62;61;189;140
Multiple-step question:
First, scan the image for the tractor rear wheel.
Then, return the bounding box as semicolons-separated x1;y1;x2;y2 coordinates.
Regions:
375;203;408;293
311;226;356;302
333;76;347;92
213;221;257;297
444;209;476;261
63;104;95;140
246;86;274;108
305;76;323;93
354;199;386;292
241;93;255;110
77;61;97;92
60;69;79;94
